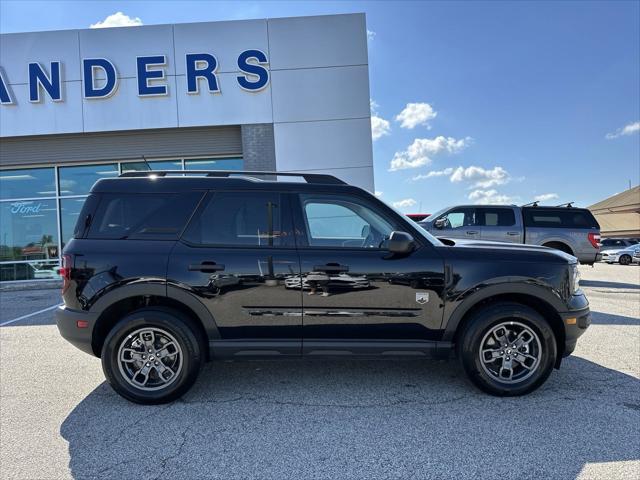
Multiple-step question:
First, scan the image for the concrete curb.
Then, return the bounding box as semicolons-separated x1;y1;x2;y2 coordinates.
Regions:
0;281;62;292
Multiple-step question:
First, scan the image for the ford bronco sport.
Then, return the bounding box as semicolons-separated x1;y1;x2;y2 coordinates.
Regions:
56;171;591;404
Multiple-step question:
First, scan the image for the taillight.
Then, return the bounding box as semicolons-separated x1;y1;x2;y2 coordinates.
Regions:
588;232;601;249
58;254;72;294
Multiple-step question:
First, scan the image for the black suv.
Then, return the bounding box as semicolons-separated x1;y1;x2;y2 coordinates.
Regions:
56;171;591;404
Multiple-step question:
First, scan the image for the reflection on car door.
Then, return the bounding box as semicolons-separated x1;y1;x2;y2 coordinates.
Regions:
477;207;522;243
167;190;303;355
291;192;446;354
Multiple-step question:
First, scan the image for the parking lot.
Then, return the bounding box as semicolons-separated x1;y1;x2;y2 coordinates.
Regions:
0;263;638;479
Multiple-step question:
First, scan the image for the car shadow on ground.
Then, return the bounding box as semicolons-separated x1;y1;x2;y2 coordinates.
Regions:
60;355;640;479
591;311;640;325
581;279;640;290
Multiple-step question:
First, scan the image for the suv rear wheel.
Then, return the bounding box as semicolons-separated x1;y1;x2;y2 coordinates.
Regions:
457;302;557;396
101;308;203;404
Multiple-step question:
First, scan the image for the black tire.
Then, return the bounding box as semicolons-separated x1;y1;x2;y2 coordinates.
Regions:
457;302;557;396
619;254;632;266
101;308;203;404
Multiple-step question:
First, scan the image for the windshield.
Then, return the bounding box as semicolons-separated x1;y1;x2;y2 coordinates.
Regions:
412;222;445;246
383;199;444;246
422;206;450;223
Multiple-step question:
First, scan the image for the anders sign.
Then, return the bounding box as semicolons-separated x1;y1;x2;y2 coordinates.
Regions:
0;50;269;105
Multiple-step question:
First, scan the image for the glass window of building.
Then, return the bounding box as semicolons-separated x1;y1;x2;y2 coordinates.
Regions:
60;197;89;248
58;164;119;196
0;168;56;200
184;158;243;171
120;160;182;172
0;198;60;281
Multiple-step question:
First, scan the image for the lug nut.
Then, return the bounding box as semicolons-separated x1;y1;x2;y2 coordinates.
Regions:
142;355;146;359
154;361;159;366
146;363;150;367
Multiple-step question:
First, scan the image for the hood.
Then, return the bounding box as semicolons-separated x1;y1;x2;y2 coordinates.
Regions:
438;237;577;263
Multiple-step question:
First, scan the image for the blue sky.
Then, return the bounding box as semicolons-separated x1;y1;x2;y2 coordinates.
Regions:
1;0;639;212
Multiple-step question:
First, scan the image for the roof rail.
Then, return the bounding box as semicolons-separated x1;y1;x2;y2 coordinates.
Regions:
118;170;347;185
521;201;539;207
554;202;575;208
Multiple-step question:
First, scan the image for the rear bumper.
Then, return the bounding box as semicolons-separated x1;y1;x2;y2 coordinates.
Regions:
577;251;600;265
55;306;98;356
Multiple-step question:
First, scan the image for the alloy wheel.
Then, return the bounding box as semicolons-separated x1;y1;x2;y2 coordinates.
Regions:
117;327;183;391
479;321;542;384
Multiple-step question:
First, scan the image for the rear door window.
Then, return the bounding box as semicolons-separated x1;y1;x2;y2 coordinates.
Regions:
477;208;516;227
87;192;203;240
182;191;291;247
523;208;599;229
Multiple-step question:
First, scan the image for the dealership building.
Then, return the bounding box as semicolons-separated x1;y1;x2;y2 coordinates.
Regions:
0;13;373;281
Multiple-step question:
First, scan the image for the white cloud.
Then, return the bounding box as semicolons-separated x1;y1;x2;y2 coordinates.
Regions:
375;191;383;198
389;136;471;171
606;121;640;139
534;193;559;202
450;165;510;188
90;12;143;29
367;29;376;41
395;102;437;129
371;115;391;140
468;189;514;205
411;168;454;180
370;99;391;141
392;198;417;209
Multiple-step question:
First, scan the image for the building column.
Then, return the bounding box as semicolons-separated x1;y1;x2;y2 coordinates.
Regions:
240;124;276;171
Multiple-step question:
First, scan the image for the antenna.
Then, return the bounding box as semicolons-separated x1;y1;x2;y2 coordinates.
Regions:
141;155;152;171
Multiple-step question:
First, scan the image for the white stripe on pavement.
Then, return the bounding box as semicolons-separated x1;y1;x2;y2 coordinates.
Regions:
0;304;62;327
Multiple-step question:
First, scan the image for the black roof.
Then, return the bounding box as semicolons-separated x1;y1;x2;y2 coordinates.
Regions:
91;170;366;195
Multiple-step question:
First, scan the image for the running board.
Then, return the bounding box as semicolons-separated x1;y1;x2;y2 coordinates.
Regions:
209;340;454;359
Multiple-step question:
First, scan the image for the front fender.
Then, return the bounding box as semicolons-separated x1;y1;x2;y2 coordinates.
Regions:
442;279;566;341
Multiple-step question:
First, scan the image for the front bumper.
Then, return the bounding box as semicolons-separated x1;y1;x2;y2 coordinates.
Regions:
55;306;98;356
559;294;591;357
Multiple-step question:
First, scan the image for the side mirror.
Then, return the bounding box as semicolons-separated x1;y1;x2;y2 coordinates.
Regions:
387;231;415;254
434;218;446;229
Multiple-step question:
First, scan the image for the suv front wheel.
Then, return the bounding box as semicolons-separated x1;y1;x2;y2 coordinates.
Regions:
458;303;557;396
101;308;203;404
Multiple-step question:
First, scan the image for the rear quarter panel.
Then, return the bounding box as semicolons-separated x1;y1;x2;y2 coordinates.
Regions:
63;239;174;311
525;228;596;263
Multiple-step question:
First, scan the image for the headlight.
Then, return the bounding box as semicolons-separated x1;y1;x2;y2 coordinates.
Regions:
570;264;580;294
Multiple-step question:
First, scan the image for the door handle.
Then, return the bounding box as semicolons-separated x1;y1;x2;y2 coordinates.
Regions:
466;231;479;235
507;232;519;236
313;263;349;273
188;262;225;273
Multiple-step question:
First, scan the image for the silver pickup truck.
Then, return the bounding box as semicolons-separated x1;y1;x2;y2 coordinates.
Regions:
419;204;601;264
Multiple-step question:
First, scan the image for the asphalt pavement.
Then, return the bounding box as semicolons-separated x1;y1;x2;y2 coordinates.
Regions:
0;263;638;479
